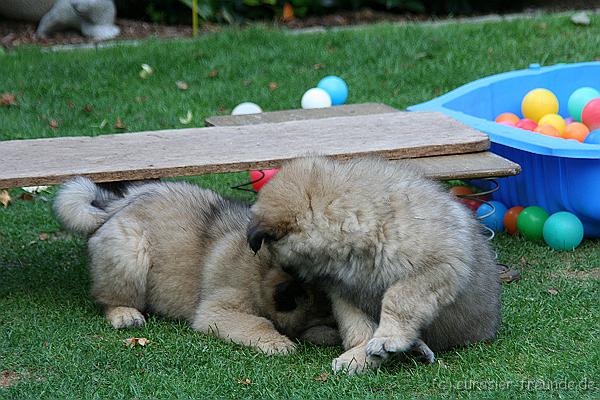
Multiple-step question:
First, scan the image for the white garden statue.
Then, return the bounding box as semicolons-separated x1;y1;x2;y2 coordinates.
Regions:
0;0;120;40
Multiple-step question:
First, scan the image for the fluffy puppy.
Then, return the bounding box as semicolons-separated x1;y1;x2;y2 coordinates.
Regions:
54;177;339;355
247;156;501;372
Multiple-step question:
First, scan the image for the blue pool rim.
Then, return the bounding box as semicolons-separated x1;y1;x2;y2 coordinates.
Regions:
408;62;600;159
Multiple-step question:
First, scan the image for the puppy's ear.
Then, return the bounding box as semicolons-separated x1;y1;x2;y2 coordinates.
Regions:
247;222;275;254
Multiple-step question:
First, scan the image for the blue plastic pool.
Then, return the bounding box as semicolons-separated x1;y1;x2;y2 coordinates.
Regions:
409;62;600;237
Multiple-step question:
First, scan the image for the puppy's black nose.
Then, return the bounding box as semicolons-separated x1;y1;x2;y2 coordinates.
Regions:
247;223;274;254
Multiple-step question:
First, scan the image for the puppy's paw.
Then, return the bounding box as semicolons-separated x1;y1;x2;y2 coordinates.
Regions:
331;347;382;375
410;340;436;364
366;336;411;358
106;306;146;329
256;337;297;356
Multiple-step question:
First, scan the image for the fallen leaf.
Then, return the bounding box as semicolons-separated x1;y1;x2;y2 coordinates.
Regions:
67;100;75;109
238;378;252;385
179;110;193;125
313;63;325;70
0;190;11;207
268;82;278;91
135;96;148;103
139;64;154;79
49;119;59;129
547;288;559;296
176;81;189;90
282;2;295;22
218;105;225;113
19;193;34;201
114;117;125;129
38;233;49;241
0;370;19;388
83;104;93;113
123;337;149;348
243;80;252;86
208;70;219;78
22;186;49;194
314;372;329;382
0;93;18;106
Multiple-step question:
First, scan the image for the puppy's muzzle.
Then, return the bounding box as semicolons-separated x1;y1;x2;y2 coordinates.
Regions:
247;223;275;254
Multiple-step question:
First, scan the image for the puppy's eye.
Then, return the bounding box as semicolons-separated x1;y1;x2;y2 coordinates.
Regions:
273;280;306;312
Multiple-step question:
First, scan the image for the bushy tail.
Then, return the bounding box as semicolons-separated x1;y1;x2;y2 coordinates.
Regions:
53;177;121;235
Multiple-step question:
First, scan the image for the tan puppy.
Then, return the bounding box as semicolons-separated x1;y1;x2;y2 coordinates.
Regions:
54;178;339;355
247;156;501;372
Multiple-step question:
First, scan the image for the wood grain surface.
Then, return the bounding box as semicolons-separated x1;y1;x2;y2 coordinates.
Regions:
0;111;489;188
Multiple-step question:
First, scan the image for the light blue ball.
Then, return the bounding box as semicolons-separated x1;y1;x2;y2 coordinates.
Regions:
543;211;584;251
584;129;600;144
317;76;348;106
476;201;508;233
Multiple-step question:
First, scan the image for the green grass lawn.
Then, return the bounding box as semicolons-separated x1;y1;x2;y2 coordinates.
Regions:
1;14;600;399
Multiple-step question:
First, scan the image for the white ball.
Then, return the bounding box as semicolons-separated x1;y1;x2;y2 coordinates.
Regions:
301;88;332;109
231;102;262;115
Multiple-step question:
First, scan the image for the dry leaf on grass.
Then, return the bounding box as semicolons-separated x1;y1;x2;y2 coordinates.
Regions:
123;337;149;348
237;378;252;385
176;81;189;90
0;190;11;207
208;70;219;78
19;193;34;201
547;288;559;296
83;104;93;113
49;119;59;129
282;2;294;22
243;80;252;86
314;372;329;382
1;370;20;388
139;64;154;79
115;117;125;129
38;233;49;241
179;110;193;125
1;93;18;106
313;63;325;70
268;82;279;91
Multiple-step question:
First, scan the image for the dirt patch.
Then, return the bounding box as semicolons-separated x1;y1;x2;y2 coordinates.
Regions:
0;370;20;388
550;268;600;281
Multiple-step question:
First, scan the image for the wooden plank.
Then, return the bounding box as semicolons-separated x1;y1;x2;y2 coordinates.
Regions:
204;103;399;126
0;111;489;189
406;152;521;180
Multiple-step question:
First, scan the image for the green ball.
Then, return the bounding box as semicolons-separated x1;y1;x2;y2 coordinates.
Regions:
517;206;549;241
543;212;584;251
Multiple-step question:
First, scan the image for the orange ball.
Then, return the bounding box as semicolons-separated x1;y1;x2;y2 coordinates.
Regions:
504;206;525;235
563;122;591;142
495;112;520;125
534;124;561;137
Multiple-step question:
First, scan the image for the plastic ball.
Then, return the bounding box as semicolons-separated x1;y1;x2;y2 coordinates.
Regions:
564;117;574;125
538;114;566;135
232;102;262;115
450;186;474;196
543;212;584;251
503;206;525;235
563;122;590;142
583;129;600;144
517;206;549;241
581;98;600;131
495;112;520;125
521;88;559;122
301;88;332;109
317;76;349;106
476;201;508;233
498;121;516;127
534;124;561;137
516;118;538;131
249;169;278;191
567;87;600;122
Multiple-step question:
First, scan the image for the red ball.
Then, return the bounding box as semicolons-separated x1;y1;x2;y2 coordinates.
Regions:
503;206;525;235
582;98;600;131
516;118;538;131
250;169;278;191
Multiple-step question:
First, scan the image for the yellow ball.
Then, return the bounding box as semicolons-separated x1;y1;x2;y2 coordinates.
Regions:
538;113;566;135
521;88;559;122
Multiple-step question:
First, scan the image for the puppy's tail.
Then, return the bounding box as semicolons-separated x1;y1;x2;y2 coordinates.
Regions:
53;177;121;235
